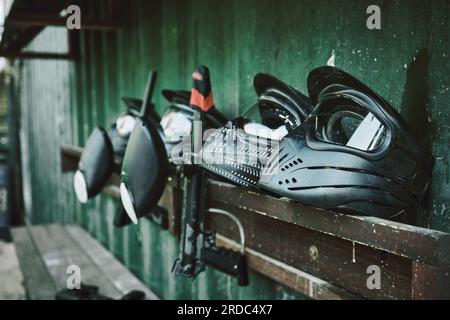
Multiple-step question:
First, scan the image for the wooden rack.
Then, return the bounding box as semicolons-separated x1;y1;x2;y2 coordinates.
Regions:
61;144;450;300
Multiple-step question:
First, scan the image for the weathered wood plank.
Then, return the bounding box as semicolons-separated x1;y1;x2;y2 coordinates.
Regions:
10;226;57;300
102;184;120;198
411;262;450;300
0;1;71;52
0;51;74;60
27;225;71;290
216;235;362;300
159;177;181;235
60;144;82;172
44;224;123;298
8;13;122;30
207;201;412;300
64;224;159;300
208;180;450;267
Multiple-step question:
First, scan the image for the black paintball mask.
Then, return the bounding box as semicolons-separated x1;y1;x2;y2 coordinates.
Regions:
258;66;433;220
119;71;170;225
73;98;141;203
200;73;313;188
117;80;228;226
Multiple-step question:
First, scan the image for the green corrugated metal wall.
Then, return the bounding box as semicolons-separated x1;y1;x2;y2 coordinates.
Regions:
13;0;449;299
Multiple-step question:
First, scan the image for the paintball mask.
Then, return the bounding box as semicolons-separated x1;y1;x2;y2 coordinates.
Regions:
120;71;170;224
258;66;433;220
73;98;141;203
119;76;228;225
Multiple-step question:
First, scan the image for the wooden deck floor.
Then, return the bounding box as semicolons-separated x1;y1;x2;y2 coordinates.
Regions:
11;223;158;300
0;240;25;299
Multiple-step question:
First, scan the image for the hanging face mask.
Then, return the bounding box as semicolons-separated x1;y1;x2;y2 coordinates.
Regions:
200;73;313;188
73;99;141;204
115;91;189;228
258;66;432;220
119;84;228;226
120;71;170;224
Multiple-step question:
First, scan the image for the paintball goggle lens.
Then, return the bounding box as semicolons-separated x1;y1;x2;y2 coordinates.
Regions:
311;99;387;151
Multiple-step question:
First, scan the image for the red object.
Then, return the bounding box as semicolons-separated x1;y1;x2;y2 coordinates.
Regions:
190;88;214;112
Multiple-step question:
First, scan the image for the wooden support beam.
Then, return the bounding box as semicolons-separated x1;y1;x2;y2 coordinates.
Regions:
60;144;83;172
411;262;450;299
0;51;74;60
207;180;450;267
158;177;182;235
208;199;412;299
8;13;123;30
216;235;361;300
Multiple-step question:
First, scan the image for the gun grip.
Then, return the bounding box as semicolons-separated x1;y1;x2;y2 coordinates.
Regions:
204;238;249;286
236;253;249;286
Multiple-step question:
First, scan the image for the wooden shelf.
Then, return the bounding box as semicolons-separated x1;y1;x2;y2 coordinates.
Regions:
60;144;450;300
207;180;450;267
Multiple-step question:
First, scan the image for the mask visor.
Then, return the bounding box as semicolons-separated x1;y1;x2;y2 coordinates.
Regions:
312;102;387;151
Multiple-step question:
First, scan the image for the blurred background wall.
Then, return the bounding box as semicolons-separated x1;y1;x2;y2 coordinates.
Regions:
5;0;449;299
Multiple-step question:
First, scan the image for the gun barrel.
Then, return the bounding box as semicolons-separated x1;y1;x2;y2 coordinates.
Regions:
140;70;158;117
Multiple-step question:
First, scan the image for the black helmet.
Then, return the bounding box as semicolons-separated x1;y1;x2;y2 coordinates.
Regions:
120;78;228;225
257;66;433;219
114;90;192;228
200;73;313;188
119;71;169;225
73;98;141;203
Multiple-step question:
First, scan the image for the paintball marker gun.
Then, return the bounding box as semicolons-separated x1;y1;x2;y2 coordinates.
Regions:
172;65;249;286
